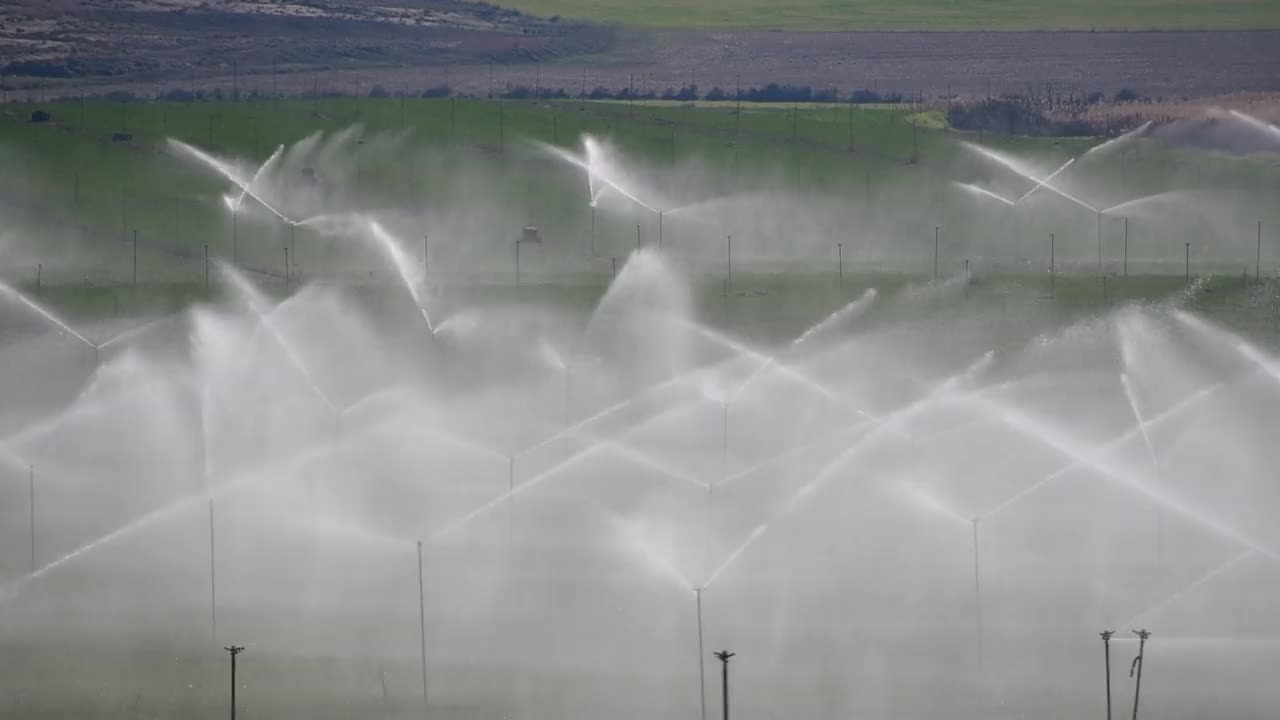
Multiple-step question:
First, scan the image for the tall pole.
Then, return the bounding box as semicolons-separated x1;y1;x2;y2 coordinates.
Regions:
726;235;732;291
507;456;515;548
934;227;939;281
232;211;238;266
735;75;741;137
28;465;35;572
1258;221;1263;282
284;247;290;290
1185;242;1190;287
1097;210;1103;274
515;241;521;287
837;243;843;288
696;589;707;720
972;517;983;669
714;651;735;720
1130;629;1151;720
659;211;664;248
1101;630;1115;720
590;205;596;256
636;223;641;250
209;497;216;642
417;540;428;713
133;229;138;287
205;245;210;290
224;646;244;720
1050;233;1056;296
1124;218;1129;277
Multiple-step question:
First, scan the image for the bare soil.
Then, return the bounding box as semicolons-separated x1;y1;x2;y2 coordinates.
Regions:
2;0;1279;104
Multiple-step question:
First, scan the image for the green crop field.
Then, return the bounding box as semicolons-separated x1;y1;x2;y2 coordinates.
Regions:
1;95;1277;305
496;0;1280;31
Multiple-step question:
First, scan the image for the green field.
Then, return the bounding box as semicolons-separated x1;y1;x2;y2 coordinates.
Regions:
497;0;1280;31
2;96;1277;298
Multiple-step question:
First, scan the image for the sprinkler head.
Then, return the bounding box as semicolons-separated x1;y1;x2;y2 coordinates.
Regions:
714;650;735;663
1100;630;1115;641
1132;629;1151;641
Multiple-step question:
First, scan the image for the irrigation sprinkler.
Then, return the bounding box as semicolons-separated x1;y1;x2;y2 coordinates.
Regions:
290;224;297;280
1130;629;1151;720
659;211;664;248
35;264;40;294
204;245;210;290
714;650;735;720
283;247;290;290
1258;221;1263;282
695;588;707;720
413;541;431;715
637;224;642;250
132;229;138;287
232;209;238;266
1100;630;1115;720
612;257;617;280
515;240;521;288
1103;275;1108;304
1185;242;1190;287
423;235;429;277
837;243;844;288
223;645;244;720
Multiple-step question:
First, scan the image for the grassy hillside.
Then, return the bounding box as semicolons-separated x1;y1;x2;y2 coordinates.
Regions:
496;0;1280;31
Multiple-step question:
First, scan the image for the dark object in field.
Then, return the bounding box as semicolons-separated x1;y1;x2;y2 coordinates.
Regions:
111;132;133;143
519;226;543;244
28;110;51;123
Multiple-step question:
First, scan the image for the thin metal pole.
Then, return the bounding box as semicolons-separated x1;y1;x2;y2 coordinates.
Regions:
659;211;664;248
417;540;429;713
224;646;244;720
232;211;238;266
637;223;641;250
35;263;40;294
715;651;734;720
1130;630;1150;720
1258;221;1263;282
1185;242;1190;287
696;589;707;720
1101;630;1115;720
209;498;217;642
1097;210;1103;274
590;205;596;256
972;517;983;668
1050;233;1056;296
726;235;732;291
29;465;35;572
284;247;290;290
934;227;939;281
133;229;138;287
1124;218;1129;277
507;456;515;547
205;245;209;290
424;235;429;277
515;241;521;287
837;243;843;288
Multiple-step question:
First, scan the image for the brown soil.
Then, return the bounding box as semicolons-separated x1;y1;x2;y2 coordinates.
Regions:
2;0;1279;103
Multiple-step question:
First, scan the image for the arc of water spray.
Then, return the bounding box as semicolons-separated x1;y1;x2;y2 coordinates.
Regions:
536;138;660;213
224;144;284;213
969;391;1280;564
1227;110;1280;143
699;352;995;589
168;139;297;225
1120;548;1257;628
430;399;708;543
954;182;1016;207
1015;158;1075;203
1083;123;1153;158
1174;310;1280;387
0;281;98;350
215;262;339;413
962;142;1097;213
